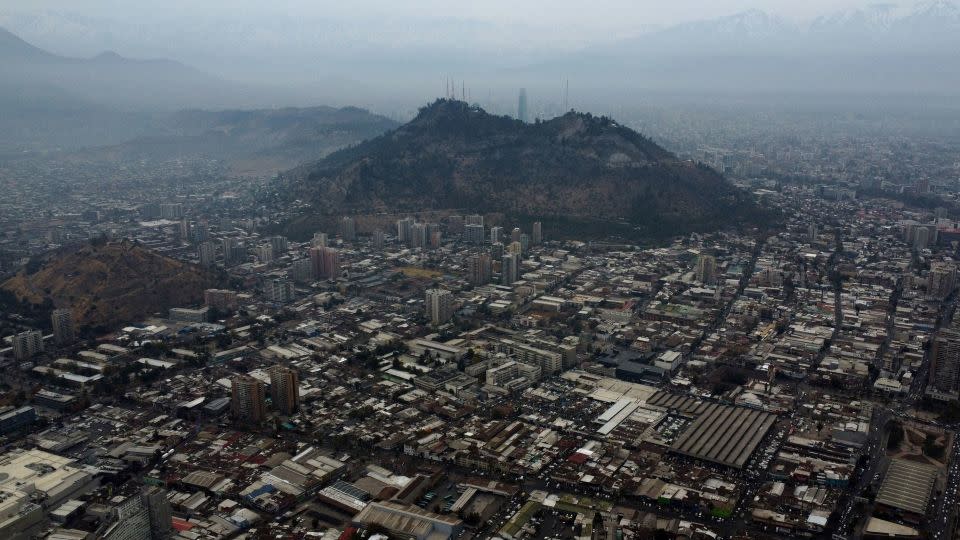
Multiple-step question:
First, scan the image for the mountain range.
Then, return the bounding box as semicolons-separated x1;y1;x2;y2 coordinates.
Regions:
4;2;960;104
277;100;765;240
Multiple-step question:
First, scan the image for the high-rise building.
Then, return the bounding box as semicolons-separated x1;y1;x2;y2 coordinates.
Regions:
511;227;522;244
427;223;441;249
192;220;210;242
312;232;328;248
465;224;485;245
51;309;75;345
930;327;960;400
518;88;528;123
101;486;173;540
159;203;183;220
222;238;245;266
425;289;455;325
465;214;484;228
696;254;717;285
490;242;505;260
197;241;217;267
340;216;356;242
507;241;522;255
396;217;414;245
12;330;43;360
231;375;266;423
519;234;530;253
255;244;274;263
270;235;289;254
490;226;503;244
373;229;385;250
269;365;300;415
467;254;492;285
928;262;957;300
290;258;313;283
264;278;295;303
502;253;521;285
447;215;464;235
411;222;428;248
532;221;542;245
310;246;340;279
178;219;191;242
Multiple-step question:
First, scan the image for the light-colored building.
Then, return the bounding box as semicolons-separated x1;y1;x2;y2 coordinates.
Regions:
425;289;454;325
12;330;43;361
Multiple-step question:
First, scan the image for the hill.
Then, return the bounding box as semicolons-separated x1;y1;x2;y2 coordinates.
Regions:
1;241;219;333
279;99;763;238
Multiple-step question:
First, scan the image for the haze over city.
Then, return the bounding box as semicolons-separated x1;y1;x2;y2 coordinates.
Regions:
1;2;960;540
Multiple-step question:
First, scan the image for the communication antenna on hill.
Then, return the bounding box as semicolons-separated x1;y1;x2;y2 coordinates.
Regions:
564;79;570;110
462;81;465;101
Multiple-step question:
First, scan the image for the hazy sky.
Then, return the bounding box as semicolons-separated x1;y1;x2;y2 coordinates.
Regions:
4;1;928;33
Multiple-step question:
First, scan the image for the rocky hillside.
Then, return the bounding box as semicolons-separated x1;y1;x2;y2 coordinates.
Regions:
1;241;218;332
279;99;764;238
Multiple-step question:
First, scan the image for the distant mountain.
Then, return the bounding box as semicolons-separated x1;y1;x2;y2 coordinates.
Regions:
278;99;763;239
1;25;231;111
529;2;960;97
1;241;219;332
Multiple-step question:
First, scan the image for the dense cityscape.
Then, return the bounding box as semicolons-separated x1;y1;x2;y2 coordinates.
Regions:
1;117;960;540
3;2;960;540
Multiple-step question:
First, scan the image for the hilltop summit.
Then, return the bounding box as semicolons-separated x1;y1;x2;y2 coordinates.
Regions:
280;99;762;238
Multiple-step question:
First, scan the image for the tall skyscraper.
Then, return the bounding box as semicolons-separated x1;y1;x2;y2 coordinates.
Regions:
51;308;75;345
465;224;485;245
222;238;245;266
502;253;521;285
372;229;385;250
101;486;173;540
928;262;957;300
520;234;530;253
269;365;300;415
255;244;274;263
507;241;522;255
12;330;43;360
397;217;414;244
518;88;528;123
231;375;266;423
340;216;356;242
490;226;503;244
465;214;484;227
411;222;428;248
532;221;542;245
198;241;216;267
696;254;717;285
310;246;340;280
178;219;191;242
264;278;295;303
425;289;455;325
290;258;313;283
490;242;505;260
930;326;960;399
467;254;492;285
511;227;522;244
